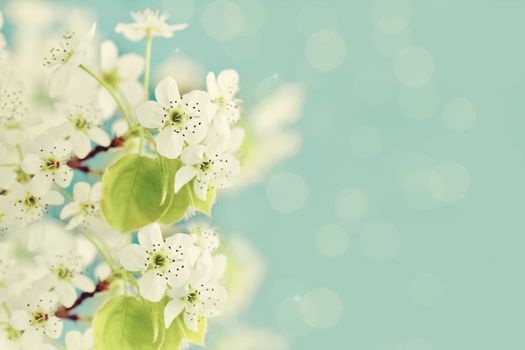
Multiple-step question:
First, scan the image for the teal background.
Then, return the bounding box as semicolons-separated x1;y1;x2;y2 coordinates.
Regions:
5;0;525;348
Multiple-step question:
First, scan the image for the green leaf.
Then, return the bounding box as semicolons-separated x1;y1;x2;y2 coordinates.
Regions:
189;184;216;216
157;158;192;225
101;154;169;232
161;315;207;349
93;296;163;350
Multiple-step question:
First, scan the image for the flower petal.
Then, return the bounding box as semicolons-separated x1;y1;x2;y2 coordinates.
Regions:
88;127;111;147
217;69;239;100
139;270;167;302
100;40;118;72
72;274;95;292
174;166;197;193
136;101;164;129
155;76;181;108
44;316;63;339
181;145;205;166
119;244;148;272
164;299;186;328
118;53;144;80
55;280;76;308
166;260;190;288
71;133;91;159
49;66;71;98
138;223;163;252
155;128;183;159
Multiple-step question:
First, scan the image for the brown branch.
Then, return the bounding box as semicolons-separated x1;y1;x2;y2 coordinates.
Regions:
67;136;125;173
55;280;109;321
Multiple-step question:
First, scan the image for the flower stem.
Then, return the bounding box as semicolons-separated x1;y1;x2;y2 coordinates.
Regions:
81;231;116;270
54;185;73;201
79;64;133;127
143;31;153;100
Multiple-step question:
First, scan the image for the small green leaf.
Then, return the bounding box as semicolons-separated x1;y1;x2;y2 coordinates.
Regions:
157;158;192;225
101;154;169;232
93;296;162;350
161;315;207;349
189;184;216;216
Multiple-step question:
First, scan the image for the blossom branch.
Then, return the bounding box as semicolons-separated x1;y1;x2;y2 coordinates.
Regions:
67;136;125;173
55;280;109;321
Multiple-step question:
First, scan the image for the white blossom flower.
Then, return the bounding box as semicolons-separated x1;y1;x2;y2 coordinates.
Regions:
119;223;197;302
0;196;18;236
52;103;110;159
98;40;144;119
189;223;220;253
0;144;16;190
115;9;188;42
164;276;227;331
0;79;28;145
65;328;93;350
206;69;241;127
21;134;73;189
59;182;101;230
34;250;95;308
136;77;216;159
11;290;63;349
8;178;63;225
0;256;24;303
174;144;240;200
44;23;96;97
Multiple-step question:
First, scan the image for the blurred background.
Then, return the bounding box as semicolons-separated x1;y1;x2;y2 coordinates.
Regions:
4;0;525;349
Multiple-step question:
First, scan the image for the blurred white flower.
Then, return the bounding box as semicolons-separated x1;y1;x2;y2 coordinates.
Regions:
0;79;28;145
233;84;304;188
164;275;227;331
136;77;216;159
175;144;240;200
156;56;205;94
212;327;289;350
44;23;96;97
11;290;63;349
8;177;63;225
207;70;241;127
21;134;73;189
0;256;24;303
34;250;95;308
60;182;101;230
65;327;93;350
51;103;110;158
98;40;144;118
119;223;197;302
115;9;188;42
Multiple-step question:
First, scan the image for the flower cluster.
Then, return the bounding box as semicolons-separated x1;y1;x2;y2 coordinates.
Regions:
119;223;227;330
0;3;302;349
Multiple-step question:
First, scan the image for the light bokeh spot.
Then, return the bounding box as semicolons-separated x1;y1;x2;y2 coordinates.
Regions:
373;27;413;58
349;126;383;159
316;224;349;257
443;98;477;131
399;83;441;120
394;46;435;87
300;288;344;329
402;170;438;210
409;273;444;306
237;0;266;36
202;0;244;41
266;172;308;213
429;162;470;203
297;1;337;35
305;30;347;71
275;297;310;336
360;222;401;262
335;187;369;222
371;0;412;34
